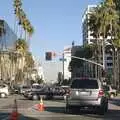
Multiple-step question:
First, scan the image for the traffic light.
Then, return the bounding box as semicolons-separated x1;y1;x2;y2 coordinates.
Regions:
45;52;52;60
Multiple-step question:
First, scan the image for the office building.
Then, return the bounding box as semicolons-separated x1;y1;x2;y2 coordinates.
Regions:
63;46;72;80
82;5;97;45
0;19;17;50
82;5;113;81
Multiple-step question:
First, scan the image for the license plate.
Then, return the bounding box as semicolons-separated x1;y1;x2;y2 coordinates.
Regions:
80;91;89;96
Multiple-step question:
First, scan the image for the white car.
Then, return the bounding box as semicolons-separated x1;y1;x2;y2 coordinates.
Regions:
0;84;9;98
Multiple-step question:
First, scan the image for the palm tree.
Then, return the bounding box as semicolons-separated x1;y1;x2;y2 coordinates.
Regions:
15;38;28;53
15;39;28;84
88;5;104;78
88;0;120;83
9;51;18;84
24;52;34;84
25;52;34;68
13;0;34;40
112;33;120;88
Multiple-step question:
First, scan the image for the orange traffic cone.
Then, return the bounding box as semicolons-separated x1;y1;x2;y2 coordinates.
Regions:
9;99;19;120
38;97;45;111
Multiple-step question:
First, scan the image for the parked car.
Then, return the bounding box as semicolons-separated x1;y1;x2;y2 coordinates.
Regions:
12;85;21;94
20;85;31;94
61;85;70;100
52;86;65;96
0;84;9;98
66;78;108;115
61;85;70;94
24;84;50;100
50;86;68;99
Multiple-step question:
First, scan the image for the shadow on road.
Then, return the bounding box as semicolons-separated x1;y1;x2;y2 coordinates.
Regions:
45;106;120;120
45;106;65;114
0;112;39;120
82;109;120;120
45;106;98;115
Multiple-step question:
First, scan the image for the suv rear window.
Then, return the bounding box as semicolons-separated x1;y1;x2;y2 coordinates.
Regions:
32;85;42;89
71;79;98;89
22;86;30;89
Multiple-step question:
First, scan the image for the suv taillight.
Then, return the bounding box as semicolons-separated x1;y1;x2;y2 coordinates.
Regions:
98;89;104;97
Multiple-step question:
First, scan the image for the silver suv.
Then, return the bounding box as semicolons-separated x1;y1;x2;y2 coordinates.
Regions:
66;78;108;115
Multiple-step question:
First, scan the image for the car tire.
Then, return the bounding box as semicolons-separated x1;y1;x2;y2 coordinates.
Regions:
105;103;108;112
97;105;106;115
0;93;6;98
32;94;39;100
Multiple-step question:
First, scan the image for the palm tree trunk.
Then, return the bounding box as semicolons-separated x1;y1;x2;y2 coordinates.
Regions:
118;49;120;90
113;48;118;88
116;49;119;89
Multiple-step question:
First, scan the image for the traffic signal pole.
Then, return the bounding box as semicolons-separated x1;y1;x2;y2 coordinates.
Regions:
68;55;106;82
70;55;104;69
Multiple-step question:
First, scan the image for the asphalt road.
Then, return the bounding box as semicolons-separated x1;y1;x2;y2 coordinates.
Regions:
0;95;120;120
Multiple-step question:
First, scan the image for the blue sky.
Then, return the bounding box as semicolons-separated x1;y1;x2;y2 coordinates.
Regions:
0;0;101;60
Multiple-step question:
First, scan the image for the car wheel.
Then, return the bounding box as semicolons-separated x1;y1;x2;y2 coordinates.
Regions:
97;105;105;115
105;103;108;112
32;94;39;100
0;93;6;98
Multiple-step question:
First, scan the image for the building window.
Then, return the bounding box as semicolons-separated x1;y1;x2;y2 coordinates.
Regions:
107;57;112;60
90;39;95;43
107;63;113;66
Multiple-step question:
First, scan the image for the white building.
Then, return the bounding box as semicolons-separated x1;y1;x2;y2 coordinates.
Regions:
32;57;45;82
63;46;72;80
82;5;111;45
41;46;72;84
42;61;62;84
82;5;97;45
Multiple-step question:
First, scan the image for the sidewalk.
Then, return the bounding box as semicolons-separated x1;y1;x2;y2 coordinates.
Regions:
109;95;120;110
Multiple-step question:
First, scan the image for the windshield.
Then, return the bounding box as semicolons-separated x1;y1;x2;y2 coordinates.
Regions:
22;86;30;89
71;79;98;89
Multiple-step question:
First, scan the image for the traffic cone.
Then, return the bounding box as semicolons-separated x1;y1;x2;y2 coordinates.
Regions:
38;97;45;111
9;99;19;120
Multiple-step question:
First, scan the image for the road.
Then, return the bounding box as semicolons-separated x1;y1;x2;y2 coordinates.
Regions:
0;95;120;120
